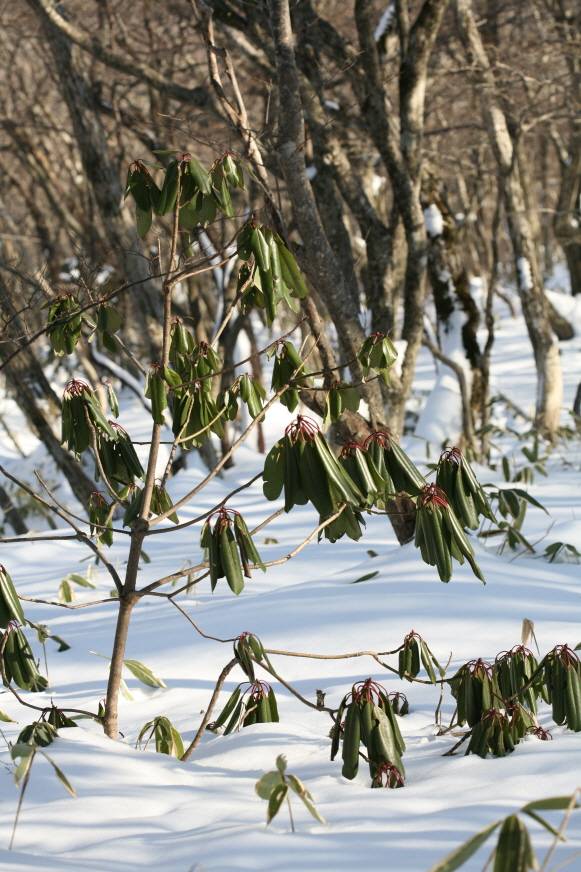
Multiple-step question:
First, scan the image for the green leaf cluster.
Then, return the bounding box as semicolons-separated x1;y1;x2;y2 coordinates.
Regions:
255;755;325;828
331;679;405;786
212;680;279;734
237;224;308;323
137;715;183;758
201;510;265;596
436;447;495;528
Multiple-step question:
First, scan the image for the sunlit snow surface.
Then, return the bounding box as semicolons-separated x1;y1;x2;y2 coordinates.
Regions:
0;295;580;871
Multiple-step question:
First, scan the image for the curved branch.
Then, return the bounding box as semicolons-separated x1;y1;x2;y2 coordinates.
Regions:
180;657;238;761
25;0;212;109
0;464;123;593
144;472;263;537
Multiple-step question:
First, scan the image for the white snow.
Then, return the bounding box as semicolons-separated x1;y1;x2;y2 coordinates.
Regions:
546;289;581;336
414;318;466;446
415;273;472;447
392;339;407;379
90;347;150;410
374;3;395;41
545;261;571;294
369;172;386;197
468;274;487;312
95;265;114;286
424;204;444;238
517;256;533;291
1;276;581;870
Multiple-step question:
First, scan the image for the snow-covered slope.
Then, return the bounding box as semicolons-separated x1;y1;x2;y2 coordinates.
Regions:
0;299;580;871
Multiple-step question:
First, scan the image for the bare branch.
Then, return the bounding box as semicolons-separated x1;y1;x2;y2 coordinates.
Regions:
0;464;123;593
180;657;238;761
26;0;213;109
19;594;118;610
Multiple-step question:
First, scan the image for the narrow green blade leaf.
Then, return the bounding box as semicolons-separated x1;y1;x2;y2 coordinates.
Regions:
11;743;35;760
68;573;97;589
136;206;152;238
13;751;35;786
170;725;184;759
351;570;379;584
123;659;166;688
214;687;242;728
521;795;580;812
0;567;25;625
40;752;76;797
286;774;326;824
297;790;326;824
428;820;501;872
267;783;288;824
508;489;549;514
522;809;565;841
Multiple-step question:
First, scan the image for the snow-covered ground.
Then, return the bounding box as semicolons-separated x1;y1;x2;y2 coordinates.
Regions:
0;298;580;871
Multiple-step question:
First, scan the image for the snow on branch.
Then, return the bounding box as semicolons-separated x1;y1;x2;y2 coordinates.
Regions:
424;203;444;238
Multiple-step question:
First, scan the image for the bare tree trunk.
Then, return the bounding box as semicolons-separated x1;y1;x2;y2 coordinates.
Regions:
479;186;501;459
354;0;450;432
311;122;403;336
554;130;581;296
310;164;362;313
0;483;28;535
102;594;136;739
422;182;481;449
27;1;163;349
270;0;384;426
455;0;563;438
547;0;581;296
574;383;581;419
294;64;399;332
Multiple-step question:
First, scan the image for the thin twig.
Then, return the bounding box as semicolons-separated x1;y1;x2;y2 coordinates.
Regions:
149;384;291;525
150;339;320;526
0;464;123;592
18;594;117;610
0;626;99;720
443;731;471;755
86;413;124;504
168;598;236;643
260;657;335;714
262;644;402;661
249;508;284;536
180;658;238;761
139;504;346;595
253;505;347;569
34;473;123;592
434;651;453;727
211;288;241;348
0;533;78;544
144;472;263;537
